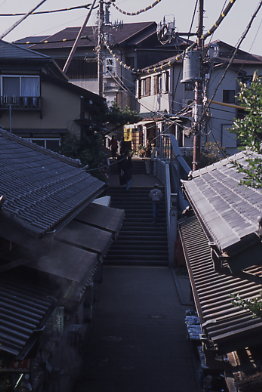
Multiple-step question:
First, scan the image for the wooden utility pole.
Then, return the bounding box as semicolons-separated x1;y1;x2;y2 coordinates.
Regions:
192;0;204;171
97;0;104;96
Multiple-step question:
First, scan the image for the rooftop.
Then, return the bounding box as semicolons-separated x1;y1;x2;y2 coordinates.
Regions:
0;128;105;237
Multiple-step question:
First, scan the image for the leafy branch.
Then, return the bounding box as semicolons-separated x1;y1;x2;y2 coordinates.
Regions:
231;292;262;318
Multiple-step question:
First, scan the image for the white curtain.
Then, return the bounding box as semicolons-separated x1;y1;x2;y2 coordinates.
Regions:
21;77;40;97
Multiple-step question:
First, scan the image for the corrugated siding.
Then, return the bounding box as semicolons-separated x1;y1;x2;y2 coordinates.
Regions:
179;216;262;349
0;279;55;358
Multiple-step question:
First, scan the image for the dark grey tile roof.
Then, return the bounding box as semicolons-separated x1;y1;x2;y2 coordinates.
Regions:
0;39;50;59
179;216;262;352
0;128;104;236
182;151;262;254
0;276;55;358
16;22;156;50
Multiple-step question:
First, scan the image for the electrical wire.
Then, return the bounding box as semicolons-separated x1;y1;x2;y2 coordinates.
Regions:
249;15;262;52
0;4;95;16
202;0;262;121
110;0;162;16
139;0;238;75
0;0;48;40
188;0;198;39
198;1;262;155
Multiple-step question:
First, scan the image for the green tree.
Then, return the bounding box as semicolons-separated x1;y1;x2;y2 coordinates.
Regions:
105;103;140;133
231;74;262;188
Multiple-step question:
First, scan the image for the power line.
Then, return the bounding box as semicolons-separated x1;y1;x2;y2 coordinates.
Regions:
0;4;95;16
202;0;262;122
0;0;48;40
110;0;162;16
249;15;262;52
63;0;97;74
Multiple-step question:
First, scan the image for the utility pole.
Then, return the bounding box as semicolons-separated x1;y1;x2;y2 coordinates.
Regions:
97;0;104;96
192;0;204;171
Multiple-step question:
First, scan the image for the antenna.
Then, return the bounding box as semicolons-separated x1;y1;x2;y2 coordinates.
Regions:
157;16;176;45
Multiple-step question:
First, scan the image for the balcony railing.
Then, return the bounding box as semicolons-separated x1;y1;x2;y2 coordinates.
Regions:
0;96;41;110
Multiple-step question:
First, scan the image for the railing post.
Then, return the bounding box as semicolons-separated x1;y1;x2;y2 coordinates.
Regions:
168;193;177;267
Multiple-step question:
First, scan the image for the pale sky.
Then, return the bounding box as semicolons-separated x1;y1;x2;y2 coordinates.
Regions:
0;0;261;55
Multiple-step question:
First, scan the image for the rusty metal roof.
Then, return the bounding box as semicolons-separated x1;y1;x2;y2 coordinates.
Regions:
0;128;105;237
0;276;55;358
179;216;262;353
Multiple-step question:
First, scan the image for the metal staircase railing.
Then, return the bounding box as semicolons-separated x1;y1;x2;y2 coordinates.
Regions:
153;134;191;266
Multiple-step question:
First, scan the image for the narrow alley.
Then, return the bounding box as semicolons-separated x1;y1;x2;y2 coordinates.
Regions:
73;158;201;392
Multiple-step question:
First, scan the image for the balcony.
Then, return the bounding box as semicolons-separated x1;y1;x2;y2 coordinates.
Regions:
0;96;41;111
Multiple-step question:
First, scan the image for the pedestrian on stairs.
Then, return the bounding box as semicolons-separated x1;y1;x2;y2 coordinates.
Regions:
124;155;133;190
109;135;118;158
149;184;163;223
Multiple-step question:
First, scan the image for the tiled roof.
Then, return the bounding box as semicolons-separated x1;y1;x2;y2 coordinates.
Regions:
0;275;55;358
179;216;262;352
16;22;156;50
140;40;262;72
0;39;50;59
182;151;262;255
0;128;104;236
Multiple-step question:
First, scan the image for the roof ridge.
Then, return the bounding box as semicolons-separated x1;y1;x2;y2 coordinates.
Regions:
0;38;51;59
0;128;81;167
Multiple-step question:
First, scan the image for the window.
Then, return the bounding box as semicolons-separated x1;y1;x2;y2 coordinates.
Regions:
0;75;40;108
154;74;162;95
141;77;151;96
26;138;61;152
163;71;169;93
223;90;235;104
1;75;40;97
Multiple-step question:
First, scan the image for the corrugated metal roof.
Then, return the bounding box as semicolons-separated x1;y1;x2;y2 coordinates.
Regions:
179;216;262;352
182;151;262;255
0;277;55;358
0;128;104;236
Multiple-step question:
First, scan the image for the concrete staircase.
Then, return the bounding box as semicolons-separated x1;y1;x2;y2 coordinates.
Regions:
104;185;168;266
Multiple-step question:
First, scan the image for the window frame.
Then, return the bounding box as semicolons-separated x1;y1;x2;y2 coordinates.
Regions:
0;75;40;97
25;137;61;152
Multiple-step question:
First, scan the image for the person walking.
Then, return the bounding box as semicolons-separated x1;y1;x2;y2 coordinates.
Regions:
124;156;133;190
109;135;118;158
149;184;163;223
144;141;152;174
117;154;126;186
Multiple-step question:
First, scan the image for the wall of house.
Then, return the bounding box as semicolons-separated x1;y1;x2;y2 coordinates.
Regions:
137;64;194;116
206;65;262;154
0;79;82;139
70;78;98;95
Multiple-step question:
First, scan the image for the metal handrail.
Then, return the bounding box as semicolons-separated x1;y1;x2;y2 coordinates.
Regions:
154;133;191;266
